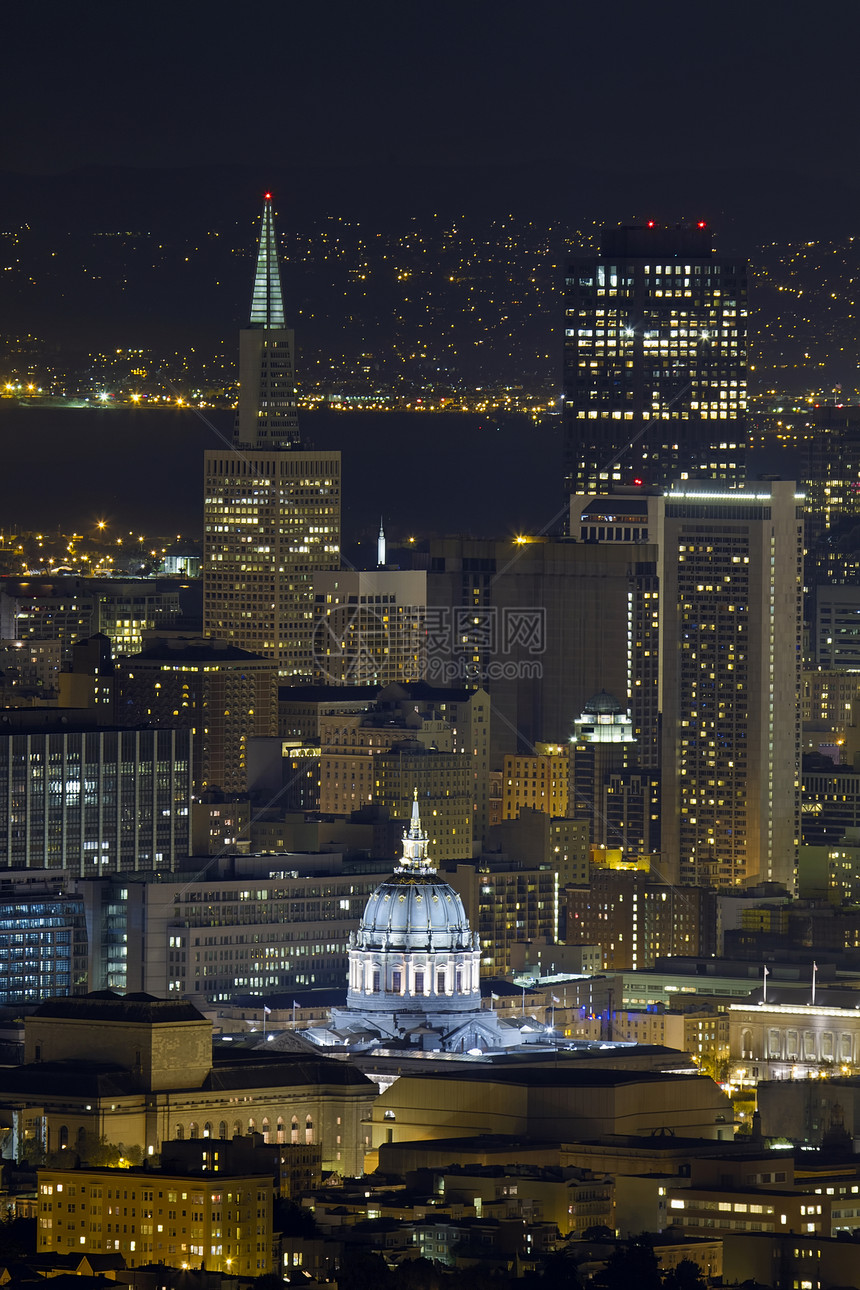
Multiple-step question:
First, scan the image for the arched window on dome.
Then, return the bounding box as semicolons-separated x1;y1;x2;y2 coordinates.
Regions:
415;970;424;995
219;1121;228;1140
203;1122;212;1138
305;1116;314;1144
189;1122;199;1140
262;1117;270;1143
392;969;402;993
436;970;446;995
456;968;463;993
372;969;380;993
291;1116;299;1144
277;1117;285;1144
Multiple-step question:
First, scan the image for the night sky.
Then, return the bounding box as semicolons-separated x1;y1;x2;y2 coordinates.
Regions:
4;1;860;195
3;1;860;540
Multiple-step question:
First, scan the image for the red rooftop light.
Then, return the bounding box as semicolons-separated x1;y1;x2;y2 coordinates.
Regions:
647;220;656;228
697;220;707;228
264;192;272;200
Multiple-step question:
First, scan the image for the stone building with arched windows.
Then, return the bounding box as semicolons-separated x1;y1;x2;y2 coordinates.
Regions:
0;991;375;1175
729;1000;860;1084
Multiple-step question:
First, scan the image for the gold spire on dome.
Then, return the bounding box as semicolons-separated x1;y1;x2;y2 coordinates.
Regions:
398;789;434;874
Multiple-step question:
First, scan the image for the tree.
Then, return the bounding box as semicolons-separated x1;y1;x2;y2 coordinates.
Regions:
596;1235;661;1290
0;1214;36;1263
337;1250;392;1290
663;1259;707;1290
273;1197;319;1238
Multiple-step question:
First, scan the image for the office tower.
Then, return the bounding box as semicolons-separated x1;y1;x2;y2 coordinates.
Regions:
203;197;341;678
0;710;191;872
570;691;659;857
115;634;278;793
811;586;860;669
426;536;660;769
235;192;299;450
660;481;803;889
312;568;426;686
0;577;181;662
563;222;747;496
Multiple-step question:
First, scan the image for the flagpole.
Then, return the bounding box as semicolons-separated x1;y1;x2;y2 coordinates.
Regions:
812;962;817;1008
763;964;768;1005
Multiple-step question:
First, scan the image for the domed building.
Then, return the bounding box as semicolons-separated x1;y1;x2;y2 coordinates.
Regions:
323;794;522;1053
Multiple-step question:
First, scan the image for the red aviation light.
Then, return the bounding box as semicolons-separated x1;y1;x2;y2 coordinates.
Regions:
264;192;273;200
697;220;707;228
647;220;656;228
633;477;644;487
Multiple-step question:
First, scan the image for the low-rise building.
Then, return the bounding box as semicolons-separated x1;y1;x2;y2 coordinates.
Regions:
37;1162;273;1275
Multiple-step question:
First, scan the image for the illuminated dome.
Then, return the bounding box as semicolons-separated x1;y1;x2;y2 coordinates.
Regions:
343;793;480;1017
582;690;623;716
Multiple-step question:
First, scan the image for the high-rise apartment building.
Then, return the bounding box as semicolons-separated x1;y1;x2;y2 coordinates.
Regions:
203;197;340;679
659;482;803;889
572;484;803;888
563;223;747;496
570;692;659;857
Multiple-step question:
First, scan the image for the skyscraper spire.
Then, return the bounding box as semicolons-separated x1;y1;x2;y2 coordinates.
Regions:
234;193;300;451
377;516;386;567
249;193;285;329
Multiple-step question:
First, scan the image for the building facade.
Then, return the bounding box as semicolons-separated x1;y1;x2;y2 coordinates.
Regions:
0;712;191;873
563;221;747;496
203;198;340;679
659;482;803;888
312;569;427;686
115;635;278;794
37;1163;273;1275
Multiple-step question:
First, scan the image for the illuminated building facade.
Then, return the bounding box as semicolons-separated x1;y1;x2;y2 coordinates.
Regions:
563;222;747;495
203;450;340;680
317;683;490;846
38;1162;273;1275
569;692;659;857
203;198;340;679
375;744;474;864
659;483;803;889
323;797;518;1052
115;635;278;794
566;868;717;971
235;193;299;450
312;569;426;686
0;712;191;873
502;743;569;819
0;578;181;663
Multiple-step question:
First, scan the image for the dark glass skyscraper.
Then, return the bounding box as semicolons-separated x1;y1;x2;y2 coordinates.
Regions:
563;223;748;495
